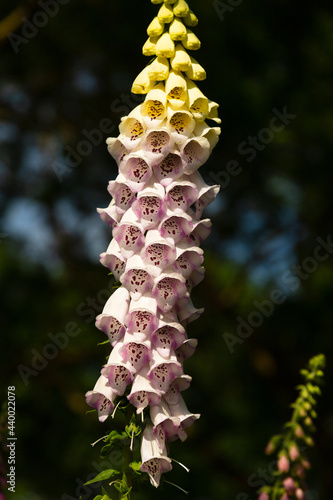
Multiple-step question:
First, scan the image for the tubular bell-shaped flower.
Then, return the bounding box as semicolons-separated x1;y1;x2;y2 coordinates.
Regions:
86;0;221;490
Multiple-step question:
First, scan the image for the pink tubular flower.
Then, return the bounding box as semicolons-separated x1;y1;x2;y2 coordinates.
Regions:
86;0;221;487
295;488;305;499
258;492;269;500
283;477;297;494
278;454;290;472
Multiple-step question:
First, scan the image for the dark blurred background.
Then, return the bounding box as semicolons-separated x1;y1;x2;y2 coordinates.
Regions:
1;0;333;499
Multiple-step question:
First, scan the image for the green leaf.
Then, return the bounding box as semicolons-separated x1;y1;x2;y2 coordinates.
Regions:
84;469;120;485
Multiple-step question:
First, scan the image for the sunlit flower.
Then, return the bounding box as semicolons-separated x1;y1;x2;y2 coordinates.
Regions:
87;0;221;487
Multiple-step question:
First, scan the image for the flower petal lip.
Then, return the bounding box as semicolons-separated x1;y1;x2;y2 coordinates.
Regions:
95;287;130;345
140;424;172;487
85;375;117;422
99;238;125;280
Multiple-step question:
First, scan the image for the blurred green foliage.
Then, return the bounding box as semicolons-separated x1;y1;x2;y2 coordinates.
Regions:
1;0;333;499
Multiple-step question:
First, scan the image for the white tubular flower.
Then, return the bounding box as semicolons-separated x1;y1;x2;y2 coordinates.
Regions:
159;210;193;243
119;332;152;372
107;174;136;216
125;293;159;340
140;424;172;487
128;365;162;414
154;150;184;186
95;287;130;346
90;0;221;487
151;317;186;358
99;238;126;280
165;178;198;213
96;199;119;229
152;269;187;313
148;350;183;393
142;127;175;163
180;136;211;175
85;375;117;422
167;104;196;144
106;137;128;164
164;375;192;405
120;254;154;300
118;153;152;192
141;229;176;277
150;398;186;450
119;106;145;149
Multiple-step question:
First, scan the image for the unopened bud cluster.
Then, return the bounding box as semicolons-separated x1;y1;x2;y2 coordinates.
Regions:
86;0;221;488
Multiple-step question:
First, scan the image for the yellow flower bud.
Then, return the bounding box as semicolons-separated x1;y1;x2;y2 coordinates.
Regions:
182;29;201;50
147;16;164;37
169;17;187;40
142;36;158;56
170;44;191;72
173;0;190;17
131;67;155;94
208;100;222;124
165;70;187;108
183;9;198;26
157;2;174;23
142;83;167;122
147;57;170;81
156;32;175;58
186;79;209;120
185;56;206;80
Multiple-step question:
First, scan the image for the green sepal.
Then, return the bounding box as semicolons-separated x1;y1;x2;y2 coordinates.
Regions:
113;473;132;498
100;430;128;458
84;469;120;485
125;414;142;439
129;461;142;475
